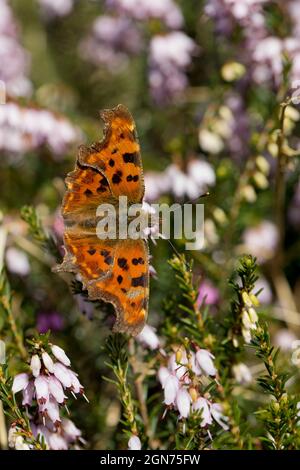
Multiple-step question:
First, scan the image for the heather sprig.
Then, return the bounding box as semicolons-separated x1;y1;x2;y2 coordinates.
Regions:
251;323;300;449
104;334;141;448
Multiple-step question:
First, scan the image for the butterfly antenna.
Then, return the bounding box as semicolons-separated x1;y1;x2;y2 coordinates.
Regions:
166;238;192;271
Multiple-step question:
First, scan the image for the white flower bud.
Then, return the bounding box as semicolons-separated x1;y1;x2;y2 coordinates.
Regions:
51;345;71;367
232;363;252;384
176;388;191;419
192;397;212;427
42;352;54;373
12;373;29;394
248;307;258;324
53;362;72;388
163;375;180;405
195;349;217;376
34;375;49;404
30;354;41;378
128;435;141;450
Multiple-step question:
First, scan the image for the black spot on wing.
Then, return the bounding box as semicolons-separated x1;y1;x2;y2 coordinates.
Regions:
126;174;139;182
112;170;122;184
123;152;138;164
132;274;147;287
132;257;144;265
104;255;113;265
84;189;93;196
118;258;128;270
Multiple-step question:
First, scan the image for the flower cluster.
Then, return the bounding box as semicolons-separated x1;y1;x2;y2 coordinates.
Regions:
0;0;32;97
38;0;75;19
0;101;80;157
148;32;196;103
79;15;142;72
144;159;215;201
206;0;300;87
106;0;183;29
11;342;86;450
242;221;278;264
158;347;229;430
80;1;196;103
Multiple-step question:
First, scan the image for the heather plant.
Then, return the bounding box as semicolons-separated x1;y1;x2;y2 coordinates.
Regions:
0;0;300;451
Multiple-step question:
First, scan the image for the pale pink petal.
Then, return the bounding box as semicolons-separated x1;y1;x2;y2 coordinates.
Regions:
48;375;66;403
53;362;72;388
12;373;29;394
164;375;180;405
42;352;54;373
22;380;35;406
195;349;217;376
34;375;49;404
176;388;191;419
193;397;212;427
51;345;71;367
30;355;41;378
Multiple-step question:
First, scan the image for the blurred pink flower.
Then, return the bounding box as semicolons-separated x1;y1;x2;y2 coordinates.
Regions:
107;0;183;29
37;311;64;333
149;32;197;103
5;247;30;276
274;329;298;352
232;363;252;384
136;324;160;350
144;159;215;201
242;221;278;263
79;15;141;72
0;102;80;157
38;0;74;19
197;280;219;306
0;0;32;97
53;212;64;240
255;277;272;305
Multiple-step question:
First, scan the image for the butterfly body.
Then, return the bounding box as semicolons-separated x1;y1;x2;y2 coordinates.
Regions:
55;105;149;336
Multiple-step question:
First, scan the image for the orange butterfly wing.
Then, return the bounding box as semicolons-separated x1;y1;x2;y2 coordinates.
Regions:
78;104;144;203
55;104;149;336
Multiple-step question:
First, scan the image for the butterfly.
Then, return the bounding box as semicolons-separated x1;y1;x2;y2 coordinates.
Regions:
55;104;149;336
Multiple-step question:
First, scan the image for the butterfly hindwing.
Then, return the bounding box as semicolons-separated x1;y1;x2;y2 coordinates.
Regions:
88;239;149;335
